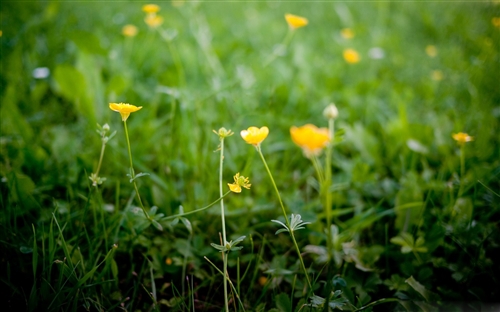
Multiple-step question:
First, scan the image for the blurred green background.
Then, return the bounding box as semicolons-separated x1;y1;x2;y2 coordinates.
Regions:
1;0;500;311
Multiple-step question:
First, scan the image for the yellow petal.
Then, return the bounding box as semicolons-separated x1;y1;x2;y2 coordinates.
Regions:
240;126;269;146
285;14;308;30
228;183;242;193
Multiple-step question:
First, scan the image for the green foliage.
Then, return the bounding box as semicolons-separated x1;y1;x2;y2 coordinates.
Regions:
1;1;500;311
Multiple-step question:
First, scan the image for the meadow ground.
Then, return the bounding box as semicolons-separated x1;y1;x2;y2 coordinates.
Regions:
1;1;500;311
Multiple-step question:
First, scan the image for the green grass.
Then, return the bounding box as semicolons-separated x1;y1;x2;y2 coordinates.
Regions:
1;1;500;311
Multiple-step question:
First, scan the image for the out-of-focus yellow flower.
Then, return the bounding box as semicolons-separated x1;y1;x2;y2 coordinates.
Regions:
340;28;354;39
227;173;251;193
290;124;330;157
145;14;163;28
142;4;160;14
285;14;308;30
426;45;438;57
258;276;268;286
343;49;360;64
122;25;138;37
165;257;173;265
240;126;269;146
172;0;185;7
453;132;474;144
0;30;3;37
109;103;143;121
431;70;444;81
492;17;500;28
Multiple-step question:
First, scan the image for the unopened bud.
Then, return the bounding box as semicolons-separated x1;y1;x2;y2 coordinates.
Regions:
102;123;110;132
323;103;339;120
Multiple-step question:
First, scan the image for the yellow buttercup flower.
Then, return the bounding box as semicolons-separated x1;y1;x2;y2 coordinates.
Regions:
340;28;354;39
290;124;330;157
343;49;360;64
240;126;269;146
165;257;173;265
492;17;500;28
109;103;143;121
285;14;308;30
227;173;251;193
452;132;474;144
425;45;438;57
122;24;138;37
431;70;444;81
145;14;163;28
142;4;160;14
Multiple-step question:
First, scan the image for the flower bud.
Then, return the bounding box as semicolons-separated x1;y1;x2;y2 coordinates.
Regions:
323;103;339;120
103;123;110;132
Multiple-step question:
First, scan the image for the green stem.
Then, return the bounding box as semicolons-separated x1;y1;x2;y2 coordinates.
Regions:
256;146;313;291
161;191;231;220
458;144;465;197
123;120;150;220
219;137;229;312
95;139;106;178
325;119;334;258
263;29;295;67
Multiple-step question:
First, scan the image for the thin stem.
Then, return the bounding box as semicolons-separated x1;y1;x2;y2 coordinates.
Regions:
324;119;334;258
256;146;313;291
458;144;465;197
263;29;295;67
161;191;231;220
219;137;229;312
123;120;150;220
95;140;106;178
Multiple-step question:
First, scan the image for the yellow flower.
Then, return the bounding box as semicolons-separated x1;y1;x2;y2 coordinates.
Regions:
492;17;500;28
258;276;268;286
165;257;173;265
343;49;360;64
227;173;251;193
340;28;354;39
285;14;308;30
109;103;143;121
290;124;330;157
142;4;160;14
452;132;474;144
240;126;269;146
431;70;444;81
145;14;163;28
425;45;438;57
122;25;138;37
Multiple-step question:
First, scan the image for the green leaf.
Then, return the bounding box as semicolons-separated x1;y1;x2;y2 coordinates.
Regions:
151;219;163;231
405;276;440;303
275;293;291;312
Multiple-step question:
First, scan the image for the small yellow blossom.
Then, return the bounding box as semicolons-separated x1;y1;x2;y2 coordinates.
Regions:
145;14;163;28
227;173;251;193
290;124;330;157
109;103;143;121
142;4;160;14
340;28;354;39
165;257;173;265
492;17;500;28
431;70;444;81
452;132;474;144
240;126;269;146
285;14;308;30
426;45;438;57
343;49;360;64
172;0;185;7
0;30;2;37
122;25;138;37
258;276;268;286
